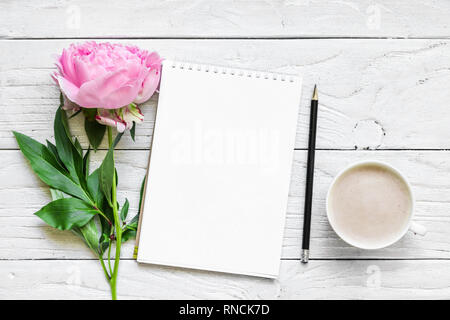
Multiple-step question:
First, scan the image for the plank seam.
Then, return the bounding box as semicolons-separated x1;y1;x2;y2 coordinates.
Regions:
2;148;450;152
2;37;450;41
0;258;448;261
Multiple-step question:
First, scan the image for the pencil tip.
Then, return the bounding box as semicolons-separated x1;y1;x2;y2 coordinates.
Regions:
312;84;318;101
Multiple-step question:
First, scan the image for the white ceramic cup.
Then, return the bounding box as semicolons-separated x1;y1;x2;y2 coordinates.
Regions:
326;160;427;249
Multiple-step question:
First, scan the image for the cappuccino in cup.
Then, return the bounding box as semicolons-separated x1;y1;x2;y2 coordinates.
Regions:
326;161;426;249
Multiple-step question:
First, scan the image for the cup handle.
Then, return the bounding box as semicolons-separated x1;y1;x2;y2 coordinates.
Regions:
409;221;427;236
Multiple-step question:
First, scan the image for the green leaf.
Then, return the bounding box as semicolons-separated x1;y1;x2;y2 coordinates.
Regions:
99;231;111;255
78;218;101;254
122;229;136;243
54;108;84;185
99;237;110;255
71;227;83;238
83;146;90;179
120;198;129;222
122;177;146;242
49;185;98;247
74;138;83;156
54;107;73;165
50;188;70;200
138;176;146;213
87;168;103;207
84;117;106;151
113;131;123;148
13;132;91;203
99;146;114;206
127;177;146;228
99;201;113;254
56;108;86;189
130;122;136;141
124;213;139;232
101;199;115;225
122;213;138;241
46;140;65;169
14;132;64;172
50;190;84;240
34;198;98;230
59;92;64;106
83;108;97;121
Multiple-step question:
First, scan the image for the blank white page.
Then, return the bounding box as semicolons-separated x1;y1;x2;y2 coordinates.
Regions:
137;60;302;278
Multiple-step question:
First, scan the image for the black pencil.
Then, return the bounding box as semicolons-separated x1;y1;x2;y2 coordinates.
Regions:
301;85;318;263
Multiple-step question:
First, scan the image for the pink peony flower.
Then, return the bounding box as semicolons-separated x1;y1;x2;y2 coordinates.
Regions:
53;41;162;130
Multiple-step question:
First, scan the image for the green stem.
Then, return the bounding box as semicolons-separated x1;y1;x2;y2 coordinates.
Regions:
95;208;112;224
107;239;113;275
107;126;122;300
99;256;110;281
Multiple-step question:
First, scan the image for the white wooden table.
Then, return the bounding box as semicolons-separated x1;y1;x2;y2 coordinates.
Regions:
1;1;450;299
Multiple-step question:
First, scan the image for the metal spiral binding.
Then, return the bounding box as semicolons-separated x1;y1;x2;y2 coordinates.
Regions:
166;61;296;83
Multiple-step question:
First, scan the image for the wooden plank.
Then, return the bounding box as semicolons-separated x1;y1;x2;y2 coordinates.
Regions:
2;39;450;150
2;150;450;260
1;1;450;39
1;259;449;299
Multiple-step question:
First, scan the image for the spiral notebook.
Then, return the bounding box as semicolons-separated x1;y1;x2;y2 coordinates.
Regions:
135;60;302;278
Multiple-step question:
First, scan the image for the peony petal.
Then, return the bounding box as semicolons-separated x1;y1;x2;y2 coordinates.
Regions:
76;68;132;108
145;52;163;68
55;76;81;105
100;83;141;109
133;68;161;104
59;48;78;85
73;58;100;85
51;72;59;84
